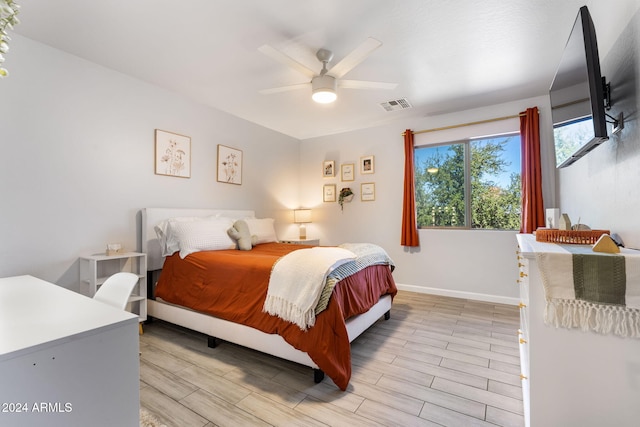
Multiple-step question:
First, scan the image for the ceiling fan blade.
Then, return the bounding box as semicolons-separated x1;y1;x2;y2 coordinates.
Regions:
328;37;383;79
339;80;398;90
259;82;310;95
258;44;317;79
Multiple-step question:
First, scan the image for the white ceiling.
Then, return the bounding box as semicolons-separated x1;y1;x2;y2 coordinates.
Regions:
13;0;640;140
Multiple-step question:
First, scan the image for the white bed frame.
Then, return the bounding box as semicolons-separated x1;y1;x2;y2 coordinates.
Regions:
141;207;392;382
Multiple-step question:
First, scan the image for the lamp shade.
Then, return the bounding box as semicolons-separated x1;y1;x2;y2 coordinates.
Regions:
311;75;337;103
293;209;312;223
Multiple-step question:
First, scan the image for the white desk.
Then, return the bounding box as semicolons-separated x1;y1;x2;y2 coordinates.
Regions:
0;275;139;427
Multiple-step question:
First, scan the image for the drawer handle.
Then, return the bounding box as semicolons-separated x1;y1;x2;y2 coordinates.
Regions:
519;338;528;344
520;374;528;380
518;302;527;309
520;271;528;278
517;329;523;335
518;262;525;268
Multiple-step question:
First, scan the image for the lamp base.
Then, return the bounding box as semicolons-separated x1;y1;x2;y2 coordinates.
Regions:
299;224;307;240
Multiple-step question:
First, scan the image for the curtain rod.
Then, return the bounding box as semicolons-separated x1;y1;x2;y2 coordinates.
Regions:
402;112;530;136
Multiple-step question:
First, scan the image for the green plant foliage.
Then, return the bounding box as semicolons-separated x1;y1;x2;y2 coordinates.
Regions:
0;0;20;78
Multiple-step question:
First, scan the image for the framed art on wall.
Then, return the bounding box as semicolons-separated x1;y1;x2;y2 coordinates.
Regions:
361;182;375;201
341;163;355;181
360;155;374;174
323;160;335;177
323;184;336;202
217;144;243;185
155;129;191;178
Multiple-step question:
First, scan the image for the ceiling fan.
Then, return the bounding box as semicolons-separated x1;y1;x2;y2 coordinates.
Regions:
258;37;398;103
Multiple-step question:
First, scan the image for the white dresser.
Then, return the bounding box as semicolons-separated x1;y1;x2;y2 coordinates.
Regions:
0;275;139;427
516;234;640;427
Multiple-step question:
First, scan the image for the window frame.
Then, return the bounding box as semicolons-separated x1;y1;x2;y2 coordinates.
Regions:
414;130;521;230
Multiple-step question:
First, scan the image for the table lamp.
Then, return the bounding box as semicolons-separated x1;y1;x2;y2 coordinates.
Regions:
293;209;312;240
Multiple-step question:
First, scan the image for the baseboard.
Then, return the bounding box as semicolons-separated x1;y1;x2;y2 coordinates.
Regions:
395;283;520;306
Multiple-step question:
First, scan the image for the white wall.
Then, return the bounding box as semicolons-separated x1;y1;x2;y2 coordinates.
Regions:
557;8;640;249
0;35;301;290
299;96;555;304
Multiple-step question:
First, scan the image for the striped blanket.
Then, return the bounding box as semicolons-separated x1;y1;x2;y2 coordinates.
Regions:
315;243;395;315
263;247;356;330
263;243;395;330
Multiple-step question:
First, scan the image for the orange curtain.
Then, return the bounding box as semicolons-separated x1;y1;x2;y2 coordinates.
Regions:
401;130;420;246
519;107;545;233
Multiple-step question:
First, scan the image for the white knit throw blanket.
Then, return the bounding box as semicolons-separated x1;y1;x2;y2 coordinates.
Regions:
534;242;640;338
263;247;356;330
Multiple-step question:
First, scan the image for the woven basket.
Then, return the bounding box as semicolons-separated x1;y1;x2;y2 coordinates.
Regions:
535;228;610;245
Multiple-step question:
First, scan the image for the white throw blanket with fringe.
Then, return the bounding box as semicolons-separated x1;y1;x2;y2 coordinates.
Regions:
533;241;640;338
263;247;356;330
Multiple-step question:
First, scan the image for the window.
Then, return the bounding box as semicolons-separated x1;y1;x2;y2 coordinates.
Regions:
553;117;593;166
414;133;521;230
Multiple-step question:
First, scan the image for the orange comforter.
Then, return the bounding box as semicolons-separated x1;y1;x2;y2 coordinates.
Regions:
154;242;397;390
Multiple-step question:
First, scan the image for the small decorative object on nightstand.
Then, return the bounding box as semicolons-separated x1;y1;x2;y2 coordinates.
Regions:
79;251;147;323
280;239;320;247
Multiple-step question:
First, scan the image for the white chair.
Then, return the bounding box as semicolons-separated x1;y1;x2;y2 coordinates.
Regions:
93;272;139;310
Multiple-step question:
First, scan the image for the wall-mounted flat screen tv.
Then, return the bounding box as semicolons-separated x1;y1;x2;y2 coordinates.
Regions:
549;6;608;168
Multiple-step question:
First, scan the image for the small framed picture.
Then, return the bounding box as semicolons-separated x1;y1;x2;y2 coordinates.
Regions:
323;160;335;177
155;129;191;178
217;144;243;185
361;182;375;201
323;184;336;202
341;163;355;181
360;155;374;174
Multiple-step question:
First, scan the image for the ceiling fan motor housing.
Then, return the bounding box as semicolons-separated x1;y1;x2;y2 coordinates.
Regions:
311;75;337;103
316;48;334;65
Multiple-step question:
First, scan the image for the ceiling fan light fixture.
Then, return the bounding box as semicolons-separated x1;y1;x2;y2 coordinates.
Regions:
311;75;337;103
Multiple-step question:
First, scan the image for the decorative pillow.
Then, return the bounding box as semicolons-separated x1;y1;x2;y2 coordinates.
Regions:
243;217;278;244
227;220;258;251
154;216;203;257
166;217;236;258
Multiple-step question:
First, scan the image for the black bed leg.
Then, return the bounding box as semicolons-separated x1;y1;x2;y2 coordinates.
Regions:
384;310;391;320
313;369;325;383
207;336;218;348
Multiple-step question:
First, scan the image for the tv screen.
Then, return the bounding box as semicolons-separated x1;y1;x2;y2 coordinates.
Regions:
550;6;608;168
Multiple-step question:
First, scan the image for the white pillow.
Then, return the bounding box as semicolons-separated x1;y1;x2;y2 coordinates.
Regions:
167;218;236;258
154;216;203;257
243;217;277;244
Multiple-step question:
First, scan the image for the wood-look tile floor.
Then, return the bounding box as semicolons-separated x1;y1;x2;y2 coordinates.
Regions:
139;291;524;426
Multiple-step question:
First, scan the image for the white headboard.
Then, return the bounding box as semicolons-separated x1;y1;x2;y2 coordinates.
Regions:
141;207;255;271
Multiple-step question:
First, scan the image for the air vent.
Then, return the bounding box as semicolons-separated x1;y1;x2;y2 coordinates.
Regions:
379;98;412;112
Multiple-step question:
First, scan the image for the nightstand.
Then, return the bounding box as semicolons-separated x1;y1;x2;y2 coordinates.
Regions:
279;239;320;246
79;252;147;322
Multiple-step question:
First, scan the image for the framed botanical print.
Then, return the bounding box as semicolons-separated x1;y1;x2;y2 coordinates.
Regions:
217;144;243;185
360;155;374;174
155;129;191;178
323;160;335;177
341;163;355;181
361;182;375;201
323;184;336;202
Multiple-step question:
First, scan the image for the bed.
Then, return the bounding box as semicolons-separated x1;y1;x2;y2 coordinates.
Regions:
141;207;397;390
